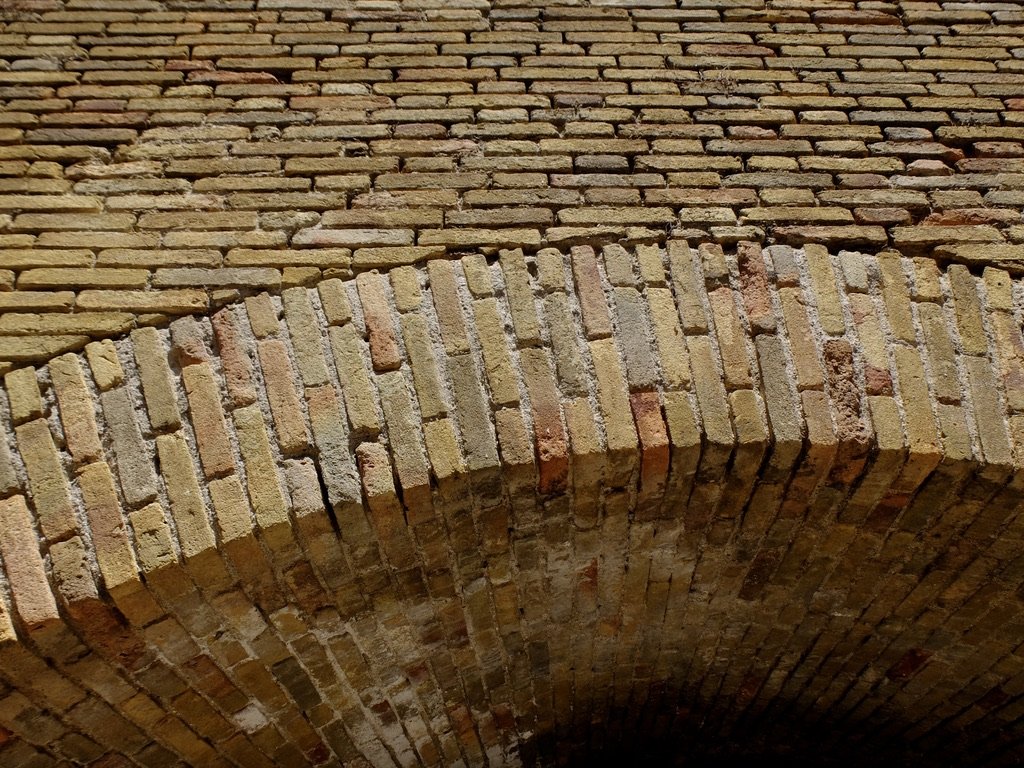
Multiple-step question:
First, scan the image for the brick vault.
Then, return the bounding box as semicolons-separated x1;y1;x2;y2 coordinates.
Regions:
2;0;1024;766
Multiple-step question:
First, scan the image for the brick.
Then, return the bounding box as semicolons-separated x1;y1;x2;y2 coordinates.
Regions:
588;337;638;487
917;302;963;405
84;340;124;392
947;265;988;357
543;291;587;398
100;388;158;508
76;461;139;593
257;340;311;456
472;298;520;408
155;432;216;560
708;287;753;390
4;366;42;425
427;259;470;356
613;286;659;391
422;418;466;489
377;371;431;517
317;278;352;326
500;248;542;347
131;327;181;432
282;288;330;388
244;293;279;339
448;354;499;475
667;239;709;334
688;335;734;449
182;363;235;480
0;495;59;629
355;272;402;373
49;354;102;466
16;418;75;542
401;314;447;420
571;245;613;340
232;405;290;537
876;253;918;346
305;385;359;509
328;324;381;437
210;307;257;409
390;266;422;313
520;347;568;496
646;287;690;391
804;244;846;337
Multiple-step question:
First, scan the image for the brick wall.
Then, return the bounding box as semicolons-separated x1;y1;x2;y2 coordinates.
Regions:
2;0;1024;766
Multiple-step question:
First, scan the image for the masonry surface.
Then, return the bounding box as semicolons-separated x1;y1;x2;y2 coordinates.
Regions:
1;0;1024;766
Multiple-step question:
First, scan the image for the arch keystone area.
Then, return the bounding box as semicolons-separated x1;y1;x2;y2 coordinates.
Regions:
0;241;1024;765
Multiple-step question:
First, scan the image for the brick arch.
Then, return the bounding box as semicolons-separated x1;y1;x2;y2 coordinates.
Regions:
1;240;1024;765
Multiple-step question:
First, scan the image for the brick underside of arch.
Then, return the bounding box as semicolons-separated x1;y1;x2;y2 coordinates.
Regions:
1;240;1024;766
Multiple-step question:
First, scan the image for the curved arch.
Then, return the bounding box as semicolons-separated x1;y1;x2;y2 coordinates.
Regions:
0;240;1023;765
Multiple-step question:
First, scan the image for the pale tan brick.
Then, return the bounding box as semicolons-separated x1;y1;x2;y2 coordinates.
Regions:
4;366;42;425
328;324;381;437
49;353;102;465
155;431;215;560
84;339;123;391
131;326;181;432
473;297;520;407
16;418;75;542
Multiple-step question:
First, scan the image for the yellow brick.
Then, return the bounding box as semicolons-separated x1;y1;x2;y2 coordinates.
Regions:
804;243;845;336
876;252;917;345
84;339;123;391
76;461;139;592
948;264;988;356
473;297;520;407
4;365;42;424
328;324;381;436
317;278;352;325
389;265;422;313
131;326;181;432
232;404;290;535
244;292;279;338
49;353;102;465
182;362;235;479
401;313;447;420
16;418;75;542
155;431;215;560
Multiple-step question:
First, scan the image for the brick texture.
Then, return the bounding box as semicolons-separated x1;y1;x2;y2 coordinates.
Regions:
2;1;1024;766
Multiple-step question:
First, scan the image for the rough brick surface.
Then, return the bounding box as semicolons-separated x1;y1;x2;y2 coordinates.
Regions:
2;1;1024;766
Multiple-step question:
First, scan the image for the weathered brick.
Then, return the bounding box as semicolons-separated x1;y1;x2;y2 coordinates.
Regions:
49;354;102;465
155;431;216;560
317;278;352;326
328;324;381;437
76;461;139;593
282;287;330;388
571;245;613;340
472;298;520;407
4;366;42;425
16;418;75;542
804;244;846;337
355;272;402;373
257;339;310;456
182;363;235;480
210;307;257;408
84;339;123;392
427;259;470;356
0;494;59;628
588;337;638;487
232;404;290;539
100;388;158;508
401;314;447;420
131;327;181;432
